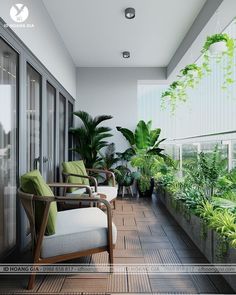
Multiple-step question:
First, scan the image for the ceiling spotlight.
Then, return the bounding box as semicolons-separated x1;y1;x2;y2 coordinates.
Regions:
122;51;130;58
125;7;135;19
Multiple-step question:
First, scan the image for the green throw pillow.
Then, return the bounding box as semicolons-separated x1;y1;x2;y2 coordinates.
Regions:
62;161;89;192
21;170;57;236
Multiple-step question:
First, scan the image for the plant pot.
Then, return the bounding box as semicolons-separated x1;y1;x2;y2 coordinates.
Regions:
137;178;154;197
209;41;227;55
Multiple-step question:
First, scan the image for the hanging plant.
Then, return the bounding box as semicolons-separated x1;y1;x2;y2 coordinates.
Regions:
201;33;235;90
180;63;203;88
161;81;187;113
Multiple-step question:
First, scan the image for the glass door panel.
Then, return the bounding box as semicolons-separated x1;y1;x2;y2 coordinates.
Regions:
45;82;56;182
68;101;73;161
59;94;66;179
0;38;18;256
26;64;41;171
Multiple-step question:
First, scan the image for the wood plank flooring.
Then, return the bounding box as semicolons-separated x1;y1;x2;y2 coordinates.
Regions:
0;195;234;294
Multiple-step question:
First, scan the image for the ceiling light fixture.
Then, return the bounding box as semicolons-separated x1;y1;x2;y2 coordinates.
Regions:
125;7;135;19
122;51;130;58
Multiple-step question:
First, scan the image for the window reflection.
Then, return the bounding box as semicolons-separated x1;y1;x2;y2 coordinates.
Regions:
0;38;18;256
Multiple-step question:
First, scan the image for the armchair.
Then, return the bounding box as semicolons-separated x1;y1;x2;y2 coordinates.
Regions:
62;160;117;209
18;170;117;290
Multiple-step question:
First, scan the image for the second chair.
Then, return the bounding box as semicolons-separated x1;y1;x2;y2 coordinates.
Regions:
62;160;117;208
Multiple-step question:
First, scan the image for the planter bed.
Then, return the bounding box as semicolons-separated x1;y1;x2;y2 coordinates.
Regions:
158;187;236;292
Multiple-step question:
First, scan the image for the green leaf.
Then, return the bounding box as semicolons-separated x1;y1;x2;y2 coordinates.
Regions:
150;128;161;146
134;120;150;149
116;127;135;146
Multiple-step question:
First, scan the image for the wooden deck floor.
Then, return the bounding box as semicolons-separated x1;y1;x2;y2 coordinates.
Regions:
0;196;234;294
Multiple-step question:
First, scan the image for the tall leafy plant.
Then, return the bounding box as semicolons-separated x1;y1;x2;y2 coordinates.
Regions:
117;120;168;193
70;111;113;167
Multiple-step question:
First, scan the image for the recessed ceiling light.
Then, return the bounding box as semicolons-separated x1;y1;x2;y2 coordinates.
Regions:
125;7;135;19
122;51;130;58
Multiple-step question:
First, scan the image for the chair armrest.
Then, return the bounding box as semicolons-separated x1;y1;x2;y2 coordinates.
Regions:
47;182;93;195
86;169;116;187
62;172;98;191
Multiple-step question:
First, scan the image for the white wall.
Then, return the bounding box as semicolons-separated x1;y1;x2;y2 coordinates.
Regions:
76;67;166;152
1;0;76;97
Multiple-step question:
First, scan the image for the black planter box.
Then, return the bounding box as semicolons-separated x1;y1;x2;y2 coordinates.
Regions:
158;188;236;292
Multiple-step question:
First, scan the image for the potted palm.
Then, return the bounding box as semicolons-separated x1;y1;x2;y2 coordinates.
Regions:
117;120;168;197
70;111;113;167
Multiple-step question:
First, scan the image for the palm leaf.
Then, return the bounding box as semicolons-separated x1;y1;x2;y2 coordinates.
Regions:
93;115;113;126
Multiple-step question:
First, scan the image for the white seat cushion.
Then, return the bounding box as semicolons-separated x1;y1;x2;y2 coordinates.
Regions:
41;207;117;258
71;186;117;203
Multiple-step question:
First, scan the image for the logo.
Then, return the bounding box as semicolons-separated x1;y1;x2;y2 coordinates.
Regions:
10;4;29;23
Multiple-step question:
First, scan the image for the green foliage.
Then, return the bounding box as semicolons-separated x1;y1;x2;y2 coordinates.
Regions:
70;111;113;167
184;146;227;199
161;81;187;114
201;33;235;90
161;33;235;114
180;64;203;89
117;120;169;193
99;143;119;170
114;165;139;186
159;146;236;252
212;197;236;212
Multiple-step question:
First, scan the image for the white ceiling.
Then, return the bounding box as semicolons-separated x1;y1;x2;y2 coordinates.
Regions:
43;0;206;67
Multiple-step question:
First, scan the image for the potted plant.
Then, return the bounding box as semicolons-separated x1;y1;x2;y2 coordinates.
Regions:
201;33;235;89
70;111;113;167
180;63;203;81
114;149;139;192
203;33;231;55
117;120;168;197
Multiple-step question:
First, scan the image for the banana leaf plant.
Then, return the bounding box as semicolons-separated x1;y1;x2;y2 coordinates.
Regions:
116;120;170;195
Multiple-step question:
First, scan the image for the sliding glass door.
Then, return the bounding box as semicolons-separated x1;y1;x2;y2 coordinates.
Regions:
68;101;73;161
0;38;18;257
0;25;75;258
59;93;66;178
45;82;56;182
26;64;41;171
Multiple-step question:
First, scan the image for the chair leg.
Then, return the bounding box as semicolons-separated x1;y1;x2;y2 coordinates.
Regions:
27;272;36;290
109;248;114;265
122;186;125;198
113;200;116;210
130;185;134;197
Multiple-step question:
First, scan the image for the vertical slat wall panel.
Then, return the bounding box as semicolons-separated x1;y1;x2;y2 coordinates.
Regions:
138;20;236;141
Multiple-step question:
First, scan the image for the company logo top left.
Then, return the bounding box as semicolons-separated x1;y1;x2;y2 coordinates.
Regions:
10;4;29;23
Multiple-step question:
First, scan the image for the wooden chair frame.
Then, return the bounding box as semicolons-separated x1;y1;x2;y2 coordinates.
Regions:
18;183;114;290
63;167;116;209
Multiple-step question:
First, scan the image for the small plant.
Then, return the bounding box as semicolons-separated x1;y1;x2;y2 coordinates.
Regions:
201;33;235;90
161;81;187;113
180;63;203;88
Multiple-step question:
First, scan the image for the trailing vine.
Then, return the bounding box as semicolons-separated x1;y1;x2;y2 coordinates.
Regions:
161;32;235;113
201;33;235;90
